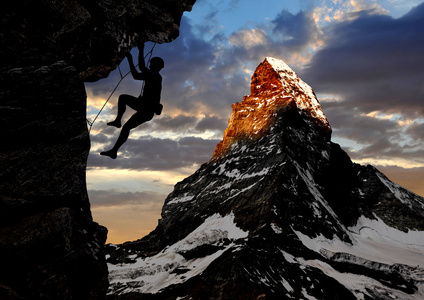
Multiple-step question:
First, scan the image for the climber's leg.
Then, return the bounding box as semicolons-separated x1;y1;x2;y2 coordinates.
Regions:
101;111;153;159
107;94;138;128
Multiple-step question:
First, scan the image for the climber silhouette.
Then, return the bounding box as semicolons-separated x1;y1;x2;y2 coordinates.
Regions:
101;43;164;159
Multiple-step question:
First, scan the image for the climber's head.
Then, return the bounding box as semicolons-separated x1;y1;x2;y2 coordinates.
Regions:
150;57;164;72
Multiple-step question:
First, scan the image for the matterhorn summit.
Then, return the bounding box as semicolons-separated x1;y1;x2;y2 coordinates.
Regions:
106;58;424;300
213;57;329;158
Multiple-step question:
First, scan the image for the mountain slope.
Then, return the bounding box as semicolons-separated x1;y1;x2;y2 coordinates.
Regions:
106;57;424;300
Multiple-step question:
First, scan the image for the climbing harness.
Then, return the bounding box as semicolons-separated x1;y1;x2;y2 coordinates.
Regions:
87;42;157;132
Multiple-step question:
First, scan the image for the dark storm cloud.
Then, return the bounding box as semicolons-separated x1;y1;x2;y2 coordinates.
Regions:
298;3;424;167
88;136;220;170
302;3;424;117
195;115;228;132
406;122;424;142
272;10;318;47
151;114;227;133
324;102;424;163
152;115;198;132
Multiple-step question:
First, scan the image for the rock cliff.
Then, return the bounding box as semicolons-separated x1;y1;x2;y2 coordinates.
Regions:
106;58;424;299
0;0;195;299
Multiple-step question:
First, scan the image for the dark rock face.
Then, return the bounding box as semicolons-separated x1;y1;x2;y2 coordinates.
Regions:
106;58;424;299
0;0;195;298
2;0;195;81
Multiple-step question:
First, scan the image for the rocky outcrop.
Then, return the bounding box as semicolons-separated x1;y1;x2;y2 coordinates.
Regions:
106;58;424;299
0;0;195;299
2;0;195;81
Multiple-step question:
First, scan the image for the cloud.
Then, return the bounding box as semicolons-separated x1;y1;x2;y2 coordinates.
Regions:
194;114;228;132
302;3;424;117
406;122;424;142
311;0;389;25
229;28;268;48
151;114;198;132
221;9;324;69
299;3;424;169
88;189;165;208
144;114;227;134
272;9;319;47
325;102;424;166
88;135;220;171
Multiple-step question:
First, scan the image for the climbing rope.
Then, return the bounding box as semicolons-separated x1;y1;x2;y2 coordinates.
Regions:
87;43;157;132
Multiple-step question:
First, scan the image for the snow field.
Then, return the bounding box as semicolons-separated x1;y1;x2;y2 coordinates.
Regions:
293;215;424;299
108;212;249;294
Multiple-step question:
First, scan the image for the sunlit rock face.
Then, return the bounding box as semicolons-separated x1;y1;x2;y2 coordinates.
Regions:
106;58;424;300
213;57;330;158
0;0;195;298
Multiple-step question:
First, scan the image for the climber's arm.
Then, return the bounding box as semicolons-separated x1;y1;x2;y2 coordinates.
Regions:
126;52;144;80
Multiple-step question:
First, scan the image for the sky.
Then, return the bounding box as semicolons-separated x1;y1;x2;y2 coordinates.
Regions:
85;0;424;244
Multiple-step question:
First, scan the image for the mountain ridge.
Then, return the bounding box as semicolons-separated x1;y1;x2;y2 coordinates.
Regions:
106;57;424;300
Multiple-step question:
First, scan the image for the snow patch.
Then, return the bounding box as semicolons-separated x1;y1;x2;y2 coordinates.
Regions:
299;258;382;300
108;212;248;295
212;158;272;180
294;215;424;267
166;194;195;205
226;181;261;201
271;223;283;234
298;257;424;300
301;287;317;300
280;250;297;264
282;279;294;293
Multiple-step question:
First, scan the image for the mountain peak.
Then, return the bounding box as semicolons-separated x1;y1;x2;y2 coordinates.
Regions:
213;57;330;158
106;57;424;300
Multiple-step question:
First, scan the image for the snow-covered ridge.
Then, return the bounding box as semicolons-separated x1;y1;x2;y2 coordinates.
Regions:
108;212;248;295
264;57;295;76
